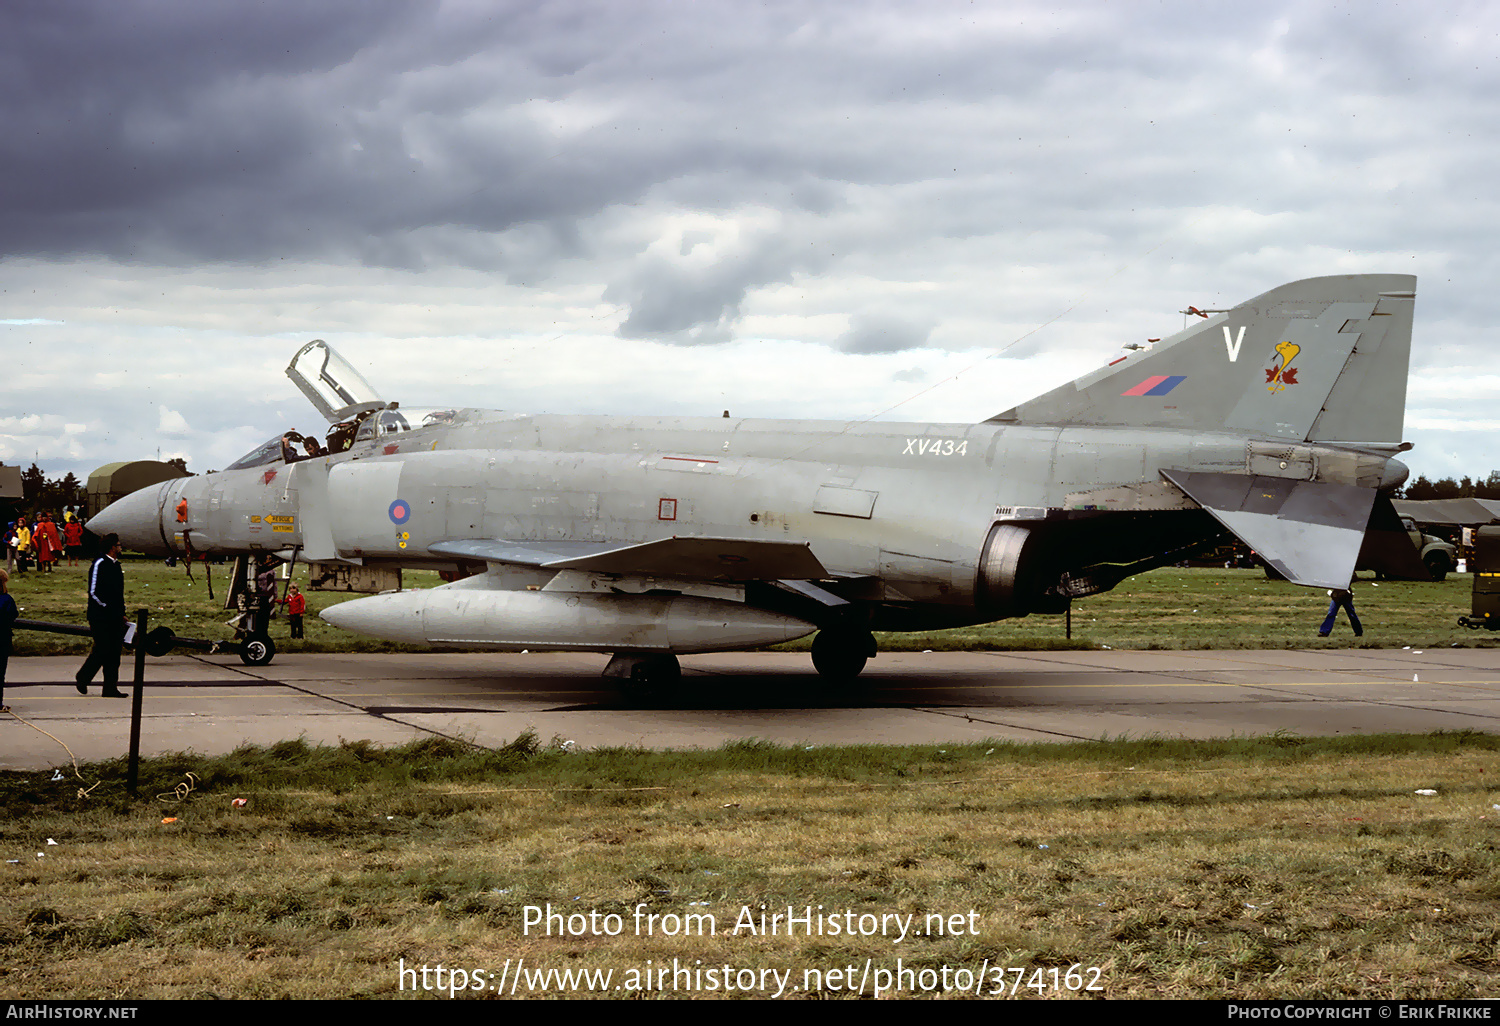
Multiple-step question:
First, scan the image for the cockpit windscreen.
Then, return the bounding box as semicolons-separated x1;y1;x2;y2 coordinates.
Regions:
225;435;287;471
353;408;459;441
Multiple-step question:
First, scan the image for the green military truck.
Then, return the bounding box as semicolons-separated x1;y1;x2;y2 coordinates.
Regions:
1399;516;1458;581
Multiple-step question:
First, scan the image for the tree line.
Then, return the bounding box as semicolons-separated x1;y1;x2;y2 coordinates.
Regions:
1399;471;1500;501
17;464;85;511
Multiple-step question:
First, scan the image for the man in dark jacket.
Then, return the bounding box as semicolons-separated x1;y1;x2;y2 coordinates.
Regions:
0;568;16;711
76;533;128;697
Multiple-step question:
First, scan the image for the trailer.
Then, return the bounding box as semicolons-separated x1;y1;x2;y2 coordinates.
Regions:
16;618;252;660
1457;525;1500;630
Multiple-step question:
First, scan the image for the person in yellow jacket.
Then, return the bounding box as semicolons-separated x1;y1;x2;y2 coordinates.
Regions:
13;517;31;574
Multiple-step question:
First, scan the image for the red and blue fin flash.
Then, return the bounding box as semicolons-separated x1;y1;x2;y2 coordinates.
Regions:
1121;375;1186;397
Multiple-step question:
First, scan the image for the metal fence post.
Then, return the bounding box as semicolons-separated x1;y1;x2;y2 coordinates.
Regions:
127;608;147;797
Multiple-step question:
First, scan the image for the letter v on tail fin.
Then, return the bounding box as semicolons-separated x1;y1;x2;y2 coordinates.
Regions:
1223;325;1246;362
986;274;1416;445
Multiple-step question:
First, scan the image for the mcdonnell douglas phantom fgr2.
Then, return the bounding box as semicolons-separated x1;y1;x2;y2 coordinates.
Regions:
90;274;1423;699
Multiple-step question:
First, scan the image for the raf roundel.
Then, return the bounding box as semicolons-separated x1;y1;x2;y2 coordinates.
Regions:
388;499;411;525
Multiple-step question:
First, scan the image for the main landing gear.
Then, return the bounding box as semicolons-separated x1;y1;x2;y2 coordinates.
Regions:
811;627;877;683
602;626;877;707
603;652;682;706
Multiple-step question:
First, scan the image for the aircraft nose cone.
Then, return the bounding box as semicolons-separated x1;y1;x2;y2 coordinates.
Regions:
88;482;168;553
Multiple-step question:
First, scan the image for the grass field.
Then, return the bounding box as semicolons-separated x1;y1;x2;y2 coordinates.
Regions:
7;557;1493;656
7;559;1497;1000
3;732;1499;1000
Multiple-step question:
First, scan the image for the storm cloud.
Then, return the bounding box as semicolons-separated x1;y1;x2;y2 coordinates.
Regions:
3;1;1499;482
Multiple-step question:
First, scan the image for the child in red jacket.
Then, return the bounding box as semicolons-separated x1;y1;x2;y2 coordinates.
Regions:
280;584;306;639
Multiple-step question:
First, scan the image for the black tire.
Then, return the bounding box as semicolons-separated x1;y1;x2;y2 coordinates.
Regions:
618;654;681;706
240;635;276;666
1424;554;1450;582
811;628;875;681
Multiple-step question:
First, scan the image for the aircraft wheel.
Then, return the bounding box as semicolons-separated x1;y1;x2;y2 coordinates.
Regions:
240;635;277;667
811;628;876;682
1424;554;1450;582
618;654;681;706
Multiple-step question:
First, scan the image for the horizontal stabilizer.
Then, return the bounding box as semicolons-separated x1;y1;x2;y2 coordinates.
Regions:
430;536;828;581
1162;470;1376;589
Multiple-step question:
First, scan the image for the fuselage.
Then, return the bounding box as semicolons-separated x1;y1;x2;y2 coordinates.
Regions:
94;406;1263;630
84;275;1420;668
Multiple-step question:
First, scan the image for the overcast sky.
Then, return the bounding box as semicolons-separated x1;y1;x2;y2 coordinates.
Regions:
3;0;1497;487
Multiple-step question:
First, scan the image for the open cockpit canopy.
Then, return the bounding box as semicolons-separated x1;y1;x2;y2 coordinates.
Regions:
286;340;385;423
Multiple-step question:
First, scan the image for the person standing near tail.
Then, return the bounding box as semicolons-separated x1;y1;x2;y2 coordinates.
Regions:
1319;575;1363;638
76;533;128;698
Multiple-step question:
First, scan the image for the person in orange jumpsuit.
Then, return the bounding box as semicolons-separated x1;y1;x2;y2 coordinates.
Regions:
32;515;61;574
63;516;84;566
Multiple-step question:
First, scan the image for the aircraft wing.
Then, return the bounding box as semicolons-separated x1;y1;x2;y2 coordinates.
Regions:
428;539;619;566
1161;470;1376;589
427;536;829;582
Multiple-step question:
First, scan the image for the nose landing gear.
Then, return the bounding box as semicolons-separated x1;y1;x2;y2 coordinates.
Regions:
239;634;277;666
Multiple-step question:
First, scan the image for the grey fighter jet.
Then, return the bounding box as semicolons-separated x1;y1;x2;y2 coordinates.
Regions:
89;274;1420;697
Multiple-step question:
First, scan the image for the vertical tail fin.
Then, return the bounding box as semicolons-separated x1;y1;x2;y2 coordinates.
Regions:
987;274;1416;443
